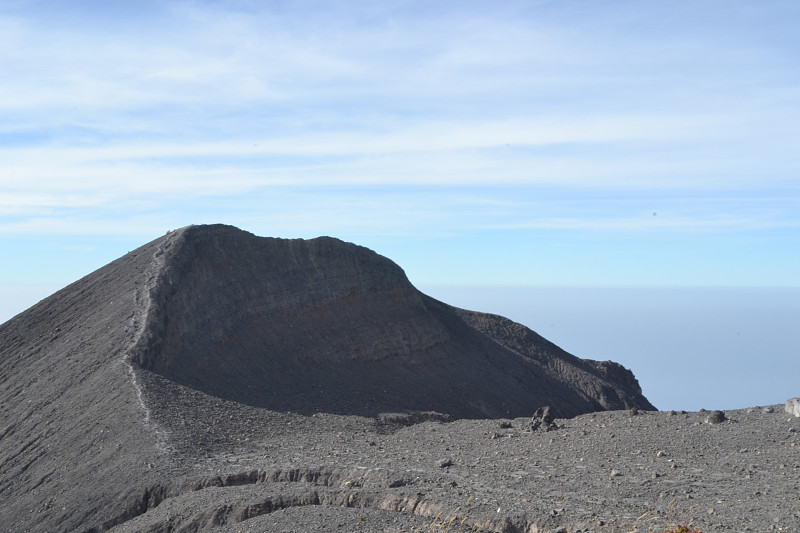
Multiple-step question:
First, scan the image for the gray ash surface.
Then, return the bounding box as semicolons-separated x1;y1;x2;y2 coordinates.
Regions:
107;403;800;533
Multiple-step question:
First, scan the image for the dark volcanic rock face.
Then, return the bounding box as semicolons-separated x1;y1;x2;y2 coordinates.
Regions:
131;224;653;418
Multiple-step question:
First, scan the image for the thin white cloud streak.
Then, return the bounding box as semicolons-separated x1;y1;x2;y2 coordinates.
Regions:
0;146;779;206
4;143;797;194
0;192;111;215
0;215;182;237
0;191;455;239
0;111;734;166
1;183;796;239
484;214;800;233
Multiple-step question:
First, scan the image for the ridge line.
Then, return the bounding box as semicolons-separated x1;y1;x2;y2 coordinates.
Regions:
123;229;183;453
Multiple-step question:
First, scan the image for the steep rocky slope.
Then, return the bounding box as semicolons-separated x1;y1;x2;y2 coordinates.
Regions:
0;224;655;532
0;233;177;532
131;224;652;419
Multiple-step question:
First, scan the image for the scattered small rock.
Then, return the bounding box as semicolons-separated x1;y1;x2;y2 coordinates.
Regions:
629;407;639;416
706;410;727;424
436;458;453;468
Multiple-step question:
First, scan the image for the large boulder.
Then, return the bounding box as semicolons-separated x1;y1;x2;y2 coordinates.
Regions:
786;398;800;417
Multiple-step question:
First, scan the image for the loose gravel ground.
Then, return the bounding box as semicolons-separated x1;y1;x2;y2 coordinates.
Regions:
109;385;800;533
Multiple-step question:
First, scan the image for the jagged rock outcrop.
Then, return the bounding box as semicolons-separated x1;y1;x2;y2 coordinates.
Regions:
787;398;800;417
0;224;655;532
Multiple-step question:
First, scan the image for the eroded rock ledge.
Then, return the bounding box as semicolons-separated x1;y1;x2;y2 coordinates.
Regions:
105;466;551;533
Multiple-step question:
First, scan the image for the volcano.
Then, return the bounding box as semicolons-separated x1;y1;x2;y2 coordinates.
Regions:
0;224;654;532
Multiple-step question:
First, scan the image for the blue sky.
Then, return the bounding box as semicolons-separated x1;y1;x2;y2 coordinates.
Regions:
1;1;799;409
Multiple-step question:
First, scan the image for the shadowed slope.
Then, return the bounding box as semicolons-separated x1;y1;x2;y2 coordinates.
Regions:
131;224;653;418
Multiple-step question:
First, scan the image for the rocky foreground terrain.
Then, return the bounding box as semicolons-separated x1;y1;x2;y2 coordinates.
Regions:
1;224;797;532
109;403;800;533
